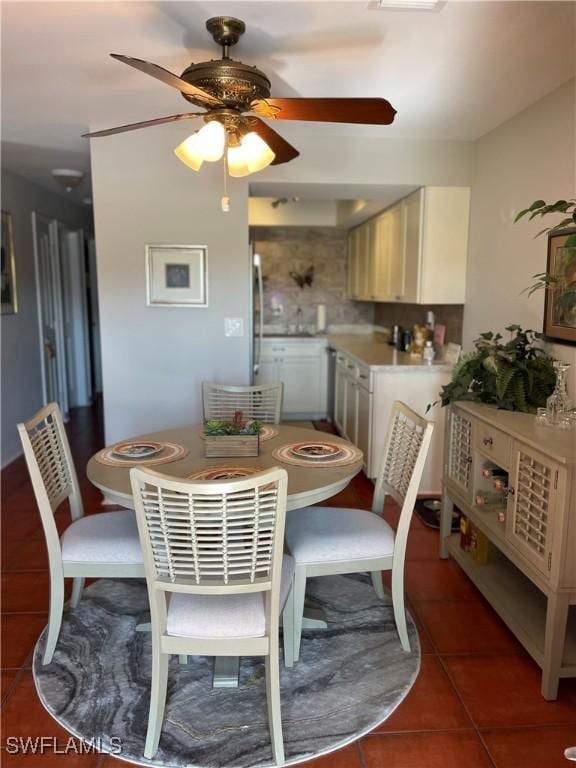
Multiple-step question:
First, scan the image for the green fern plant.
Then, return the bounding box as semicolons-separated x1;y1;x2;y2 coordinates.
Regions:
431;326;556;413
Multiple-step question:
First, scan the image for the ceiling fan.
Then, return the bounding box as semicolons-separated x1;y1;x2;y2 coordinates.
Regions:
83;16;397;177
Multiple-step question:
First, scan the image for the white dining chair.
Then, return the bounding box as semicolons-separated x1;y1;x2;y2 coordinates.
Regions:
202;382;283;424
285;401;434;660
130;465;294;764
17;403;145;665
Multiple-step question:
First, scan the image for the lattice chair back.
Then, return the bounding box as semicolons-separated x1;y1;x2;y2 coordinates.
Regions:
373;401;434;567
202;382;283;424
17;403;84;568
130;466;288;630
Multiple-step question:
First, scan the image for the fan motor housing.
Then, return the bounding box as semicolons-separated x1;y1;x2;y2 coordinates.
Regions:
180;58;271;110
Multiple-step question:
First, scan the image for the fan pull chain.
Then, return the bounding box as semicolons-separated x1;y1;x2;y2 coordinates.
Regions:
221;151;230;213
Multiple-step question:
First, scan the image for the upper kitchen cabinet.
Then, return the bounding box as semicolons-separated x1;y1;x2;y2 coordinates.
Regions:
347;186;471;305
347;220;374;300
404;186;471;304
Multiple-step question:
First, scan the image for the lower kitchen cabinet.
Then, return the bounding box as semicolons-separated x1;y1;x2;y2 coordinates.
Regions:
255;339;328;418
330;344;449;491
334;358;347;434
356;381;372;461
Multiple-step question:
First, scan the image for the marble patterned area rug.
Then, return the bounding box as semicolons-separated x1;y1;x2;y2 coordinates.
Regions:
33;576;420;768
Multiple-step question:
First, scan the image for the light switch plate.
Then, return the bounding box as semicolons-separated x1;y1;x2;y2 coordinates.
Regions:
224;317;244;337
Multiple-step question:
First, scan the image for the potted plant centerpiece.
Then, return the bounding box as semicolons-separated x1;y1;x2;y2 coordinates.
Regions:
204;410;262;458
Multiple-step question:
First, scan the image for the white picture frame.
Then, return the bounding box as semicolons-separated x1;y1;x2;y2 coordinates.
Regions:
146;244;208;307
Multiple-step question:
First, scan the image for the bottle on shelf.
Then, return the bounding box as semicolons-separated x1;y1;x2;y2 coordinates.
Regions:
492;476;509;492
460;515;472;551
475;490;507;507
470;527;489;564
482;466;508;479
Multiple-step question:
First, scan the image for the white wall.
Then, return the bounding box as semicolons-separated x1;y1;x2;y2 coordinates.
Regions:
90;124;250;444
465;80;576;396
0;169;92;467
262;135;476;187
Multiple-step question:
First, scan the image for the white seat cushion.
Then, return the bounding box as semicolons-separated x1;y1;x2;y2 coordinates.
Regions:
166;554;295;640
285;507;395;565
61;509;143;565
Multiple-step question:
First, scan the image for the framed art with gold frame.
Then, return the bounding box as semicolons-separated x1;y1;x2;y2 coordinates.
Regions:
1;210;18;315
543;228;576;345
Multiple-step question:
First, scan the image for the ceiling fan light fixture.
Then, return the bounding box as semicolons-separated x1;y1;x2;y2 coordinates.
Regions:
51;168;84;192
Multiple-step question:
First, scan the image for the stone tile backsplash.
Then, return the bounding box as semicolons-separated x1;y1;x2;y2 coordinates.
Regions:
251;226;374;330
251;226;464;342
374;302;464;344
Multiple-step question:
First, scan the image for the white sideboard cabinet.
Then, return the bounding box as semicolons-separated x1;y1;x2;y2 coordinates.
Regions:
441;402;576;700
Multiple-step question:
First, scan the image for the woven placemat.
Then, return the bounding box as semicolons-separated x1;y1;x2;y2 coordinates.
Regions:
187;466;260;481
199;425;279;442
272;441;363;468
94;441;188;468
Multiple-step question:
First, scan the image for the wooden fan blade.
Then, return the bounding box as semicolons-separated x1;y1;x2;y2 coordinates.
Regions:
82;112;203;138
111;54;222;108
250;119;300;166
251;97;396;125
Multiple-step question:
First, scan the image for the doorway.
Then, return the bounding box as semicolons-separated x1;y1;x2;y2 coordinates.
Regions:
32;212;101;419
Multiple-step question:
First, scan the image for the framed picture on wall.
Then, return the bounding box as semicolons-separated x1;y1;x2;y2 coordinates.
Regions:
543;229;576;345
1;211;18;315
146;244;208;307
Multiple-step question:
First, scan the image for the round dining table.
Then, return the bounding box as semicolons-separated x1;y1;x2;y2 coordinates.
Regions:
87;423;363;688
87;423;363;511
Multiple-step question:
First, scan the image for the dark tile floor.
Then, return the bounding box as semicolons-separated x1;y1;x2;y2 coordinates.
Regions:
1;403;575;767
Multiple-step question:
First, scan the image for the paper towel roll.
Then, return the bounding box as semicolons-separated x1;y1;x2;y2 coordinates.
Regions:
317;304;327;333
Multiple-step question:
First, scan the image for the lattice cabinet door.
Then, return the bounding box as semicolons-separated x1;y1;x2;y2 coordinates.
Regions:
506;444;562;578
446;407;474;501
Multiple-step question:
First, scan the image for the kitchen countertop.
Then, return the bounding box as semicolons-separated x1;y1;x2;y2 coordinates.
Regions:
328;334;454;372
261;331;454;371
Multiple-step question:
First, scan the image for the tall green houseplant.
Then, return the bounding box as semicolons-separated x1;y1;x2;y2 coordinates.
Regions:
515;198;576;315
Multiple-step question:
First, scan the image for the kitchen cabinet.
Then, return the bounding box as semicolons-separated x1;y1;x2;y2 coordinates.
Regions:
329;340;448;489
441;402;576;700
372;204;404;302
347;221;374;301
356;378;372;464
344;364;357;441
255;338;328;418
334;354;347;433
347;186;470;304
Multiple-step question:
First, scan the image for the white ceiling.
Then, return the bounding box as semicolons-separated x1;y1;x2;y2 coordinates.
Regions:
1;1;575;200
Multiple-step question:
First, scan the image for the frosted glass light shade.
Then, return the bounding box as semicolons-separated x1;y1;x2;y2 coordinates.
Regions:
242;132;275;173
226;132;275;177
193;121;226;162
227;143;251;178
174;136;204;171
174;121;226;170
